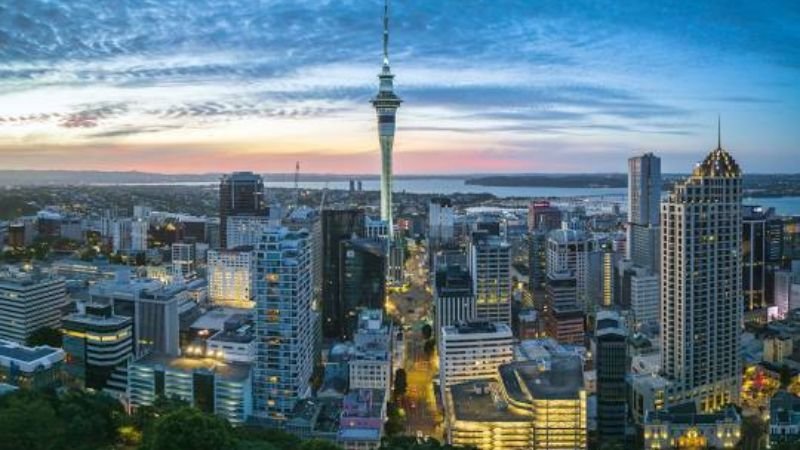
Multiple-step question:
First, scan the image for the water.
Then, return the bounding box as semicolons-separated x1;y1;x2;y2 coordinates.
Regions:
94;178;800;216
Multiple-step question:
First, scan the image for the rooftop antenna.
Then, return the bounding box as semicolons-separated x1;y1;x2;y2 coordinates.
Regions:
383;0;390;67
717;115;721;150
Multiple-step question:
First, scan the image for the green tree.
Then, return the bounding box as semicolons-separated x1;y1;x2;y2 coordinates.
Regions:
423;338;436;356
56;389;124;450
26;326;63;348
0;390;63;450
394;368;408;398
421;324;433;340
780;365;794;388
235;426;301;450
299;440;343;450
145;407;235;450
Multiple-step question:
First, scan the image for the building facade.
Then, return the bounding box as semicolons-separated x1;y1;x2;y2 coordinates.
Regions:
660;141;743;411
219;171;266;249
469;232;512;325
439;322;513;388
253;227;314;421
207;248;255;309
0;268;66;344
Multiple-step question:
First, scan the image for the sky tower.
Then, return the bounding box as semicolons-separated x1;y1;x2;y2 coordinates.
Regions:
371;0;401;240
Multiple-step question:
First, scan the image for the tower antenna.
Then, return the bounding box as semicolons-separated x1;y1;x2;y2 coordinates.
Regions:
383;0;390;66
294;161;300;208
717;115;721;150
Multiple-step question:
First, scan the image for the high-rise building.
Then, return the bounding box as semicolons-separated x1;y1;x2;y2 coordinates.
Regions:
527;200;562;232
630;267;660;329
253;227;314;421
469;231;512;325
113;218;148;253
595;310;629;444
439;322;513;388
62;302;133;395
170;241;196;277
321;209;365;338
429;197;455;245
528;231;548;298
0;268;66;344
628;153;661;272
660;133;742;411
219;172;266;249
547;229;593;309
339;238;386;339
742;205;767;320
371;0;401;240
434;264;476;343
349;309;393;399
226;215;272;249
207;248;255;309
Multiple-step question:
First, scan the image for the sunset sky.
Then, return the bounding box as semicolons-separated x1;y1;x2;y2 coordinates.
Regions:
0;0;798;174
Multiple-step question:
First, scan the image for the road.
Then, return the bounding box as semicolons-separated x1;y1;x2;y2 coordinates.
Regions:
388;241;443;441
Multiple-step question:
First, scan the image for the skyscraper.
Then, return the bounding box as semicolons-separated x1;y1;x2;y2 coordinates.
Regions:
254;227;313;421
371;0;401;239
595;310;629;444
321;209;365;339
660;130;742;411
628;153;661;272
742;205;767;320
219;172;266;249
468;231;512;326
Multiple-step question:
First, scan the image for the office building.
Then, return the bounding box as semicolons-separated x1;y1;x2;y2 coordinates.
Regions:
628;153;661;272
339;239;386;338
338;388;387;450
588;243;622;308
171;241;196;277
219;172;266;249
253;227;314;421
444;356;587;450
743;205;767;319
91;274;184;357
371;0;401;240
595;311;628;444
439;322;513;388
469;232;512;325
434;264;476;343
349;310;392;398
528;230;548;297
113;218;148;253
528;200;562;232
630;267;660;329
386;239;405;287
128;353;252;424
660;135;743;411
207;248;255;309
62;303;133;394
321;209;365;338
0;268;66;344
226;215;272;249
429;197;455;245
0;339;64;389
547;229;593;309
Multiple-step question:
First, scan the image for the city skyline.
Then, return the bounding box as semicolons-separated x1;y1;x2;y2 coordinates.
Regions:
1;0;799;174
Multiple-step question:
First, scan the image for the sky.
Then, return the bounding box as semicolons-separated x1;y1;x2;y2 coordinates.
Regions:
0;0;799;175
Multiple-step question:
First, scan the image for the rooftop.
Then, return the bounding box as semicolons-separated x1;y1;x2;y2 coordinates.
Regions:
132;352;251;382
647;403;740;425
449;380;530;423
443;321;511;336
0;340;64;369
500;356;584;401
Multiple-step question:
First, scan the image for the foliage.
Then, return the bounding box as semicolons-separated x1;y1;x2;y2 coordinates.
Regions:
380;436;476;450
234;426;301;450
143;407;235;450
0;390;63;450
299;440;344;450
421;324;433;340
56;390;124;450
423;339;436;356
385;402;406;436
26;326;63;348
394;368;408;398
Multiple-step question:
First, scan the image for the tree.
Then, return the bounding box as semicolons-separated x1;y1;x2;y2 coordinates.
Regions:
780;365;794;388
394;368;408;398
421;324;433;340
56;389;124;450
0;390;63;450
384;403;406;437
423;339;436;356
235;426;300;450
145;407;235;450
26;326;63;348
299;440;343;450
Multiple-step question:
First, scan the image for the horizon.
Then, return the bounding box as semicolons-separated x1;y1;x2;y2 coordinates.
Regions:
1;1;799;174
